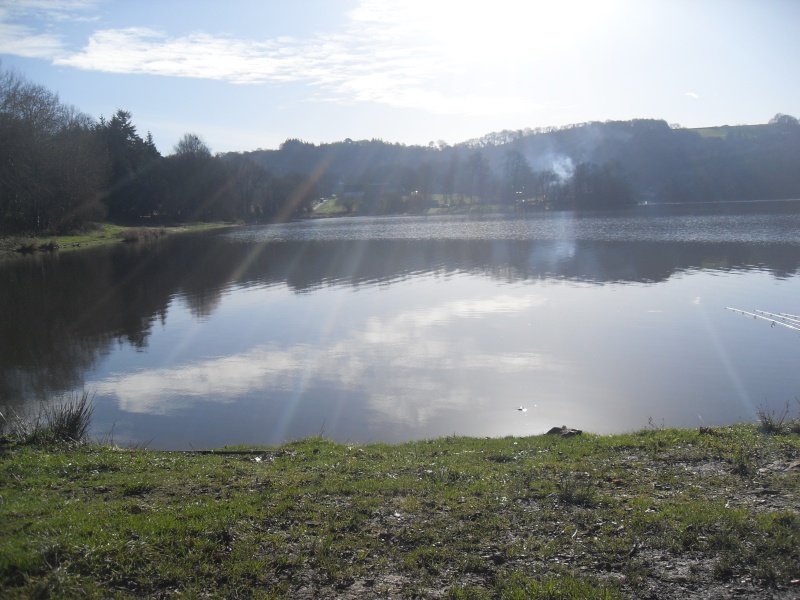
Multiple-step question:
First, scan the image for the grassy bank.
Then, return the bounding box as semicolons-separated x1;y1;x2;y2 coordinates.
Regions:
0;222;236;255
1;412;798;599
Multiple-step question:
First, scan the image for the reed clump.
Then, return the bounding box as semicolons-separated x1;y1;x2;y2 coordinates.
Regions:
120;227;167;243
1;390;94;445
11;237;59;252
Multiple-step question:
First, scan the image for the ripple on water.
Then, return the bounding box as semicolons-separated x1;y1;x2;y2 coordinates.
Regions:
225;211;800;245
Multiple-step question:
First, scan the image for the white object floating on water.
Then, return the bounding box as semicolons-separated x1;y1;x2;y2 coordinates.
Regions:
517;406;527;412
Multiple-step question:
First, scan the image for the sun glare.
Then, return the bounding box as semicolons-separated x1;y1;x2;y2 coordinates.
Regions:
410;1;619;62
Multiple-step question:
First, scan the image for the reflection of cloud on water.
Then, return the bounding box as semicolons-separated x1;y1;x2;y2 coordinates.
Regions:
367;386;477;429
364;295;539;338
93;346;309;414
93;292;561;423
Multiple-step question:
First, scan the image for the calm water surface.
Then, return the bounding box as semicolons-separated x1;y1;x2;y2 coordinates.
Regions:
2;203;799;449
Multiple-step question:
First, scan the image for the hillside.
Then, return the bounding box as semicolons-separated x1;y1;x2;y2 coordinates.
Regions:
233;115;800;207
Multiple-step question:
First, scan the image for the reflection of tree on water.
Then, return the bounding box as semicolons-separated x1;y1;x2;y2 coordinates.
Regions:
256;239;800;290
2;229;800;405
0;244;173;405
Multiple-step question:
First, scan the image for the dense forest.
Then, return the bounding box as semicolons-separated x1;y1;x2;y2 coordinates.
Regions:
2;65;799;234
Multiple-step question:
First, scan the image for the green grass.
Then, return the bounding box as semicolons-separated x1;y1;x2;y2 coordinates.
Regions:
690;124;767;140
0;424;798;598
312;198;350;216
691;127;729;139
311;194;501;218
0;222;236;255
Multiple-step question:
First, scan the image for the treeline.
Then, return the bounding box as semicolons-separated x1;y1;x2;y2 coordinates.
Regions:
0;68;104;232
242;115;800;211
3;64;800;234
0;67;320;234
242;137;636;214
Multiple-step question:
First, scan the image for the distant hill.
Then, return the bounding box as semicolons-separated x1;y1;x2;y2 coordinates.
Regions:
230;115;800;205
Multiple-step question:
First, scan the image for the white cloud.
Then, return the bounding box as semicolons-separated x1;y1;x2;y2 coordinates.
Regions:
0;7;64;58
0;25;62;58
54;28;292;82
1;0;550;116
0;1;102;57
0;0;98;12
52;24;464;111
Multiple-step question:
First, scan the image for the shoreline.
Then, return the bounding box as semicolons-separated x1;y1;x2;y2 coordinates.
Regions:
0;221;238;257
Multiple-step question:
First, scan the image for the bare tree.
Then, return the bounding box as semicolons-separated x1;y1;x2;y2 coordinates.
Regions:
0;65;105;232
173;133;212;159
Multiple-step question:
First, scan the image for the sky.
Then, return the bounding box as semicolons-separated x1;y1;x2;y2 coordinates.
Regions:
0;0;798;155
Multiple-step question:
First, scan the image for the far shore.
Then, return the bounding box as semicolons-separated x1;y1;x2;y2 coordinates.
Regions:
0;221;238;256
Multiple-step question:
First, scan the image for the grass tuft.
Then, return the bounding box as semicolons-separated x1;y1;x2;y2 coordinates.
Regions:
757;398;800;435
1;390;94;445
557;472;598;506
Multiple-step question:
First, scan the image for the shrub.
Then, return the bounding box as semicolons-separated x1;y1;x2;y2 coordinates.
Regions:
14;238;39;252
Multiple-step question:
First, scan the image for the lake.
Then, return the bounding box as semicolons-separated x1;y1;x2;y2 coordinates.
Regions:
2;201;800;449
